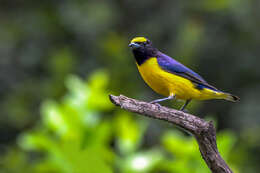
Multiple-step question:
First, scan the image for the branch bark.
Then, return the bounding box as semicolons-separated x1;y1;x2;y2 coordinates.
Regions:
109;94;233;173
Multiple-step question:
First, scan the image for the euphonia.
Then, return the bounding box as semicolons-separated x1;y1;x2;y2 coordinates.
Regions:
129;37;239;111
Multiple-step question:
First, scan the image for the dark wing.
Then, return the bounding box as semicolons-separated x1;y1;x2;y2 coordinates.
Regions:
156;52;218;91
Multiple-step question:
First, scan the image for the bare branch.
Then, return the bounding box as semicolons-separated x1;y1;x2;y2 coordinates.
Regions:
109;94;233;173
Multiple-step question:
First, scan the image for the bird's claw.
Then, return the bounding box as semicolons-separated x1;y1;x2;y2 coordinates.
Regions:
149;102;161;108
154;103;162;109
180;109;189;113
154;103;161;107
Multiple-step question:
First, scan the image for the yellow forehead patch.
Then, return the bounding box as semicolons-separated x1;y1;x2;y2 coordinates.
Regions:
130;37;147;43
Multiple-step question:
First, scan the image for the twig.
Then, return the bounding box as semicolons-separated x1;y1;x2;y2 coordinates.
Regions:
109;94;233;173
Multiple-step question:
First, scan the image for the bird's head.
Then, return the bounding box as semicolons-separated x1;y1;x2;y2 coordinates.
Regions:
128;37;152;50
129;37;157;65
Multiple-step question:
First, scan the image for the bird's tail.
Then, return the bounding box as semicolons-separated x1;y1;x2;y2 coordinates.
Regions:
220;92;240;102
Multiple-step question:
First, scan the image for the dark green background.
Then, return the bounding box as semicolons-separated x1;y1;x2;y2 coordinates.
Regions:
0;0;259;172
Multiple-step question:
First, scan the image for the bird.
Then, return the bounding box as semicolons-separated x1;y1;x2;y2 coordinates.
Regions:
128;36;240;111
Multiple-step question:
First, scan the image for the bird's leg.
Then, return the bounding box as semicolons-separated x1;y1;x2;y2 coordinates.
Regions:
180;99;191;111
149;94;176;104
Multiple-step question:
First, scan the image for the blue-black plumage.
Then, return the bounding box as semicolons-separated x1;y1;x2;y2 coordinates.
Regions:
156;51;219;91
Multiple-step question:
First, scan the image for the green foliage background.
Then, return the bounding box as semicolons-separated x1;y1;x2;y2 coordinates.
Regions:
1;73;238;173
0;0;259;172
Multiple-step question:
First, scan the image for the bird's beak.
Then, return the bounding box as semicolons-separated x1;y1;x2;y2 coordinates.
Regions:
128;42;141;49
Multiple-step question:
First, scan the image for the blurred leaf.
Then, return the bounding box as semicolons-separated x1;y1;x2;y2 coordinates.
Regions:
119;149;164;173
88;70;113;110
217;131;236;159
114;112;147;154
162;130;197;157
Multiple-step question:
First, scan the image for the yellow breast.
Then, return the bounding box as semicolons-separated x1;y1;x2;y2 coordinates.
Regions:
137;58;219;100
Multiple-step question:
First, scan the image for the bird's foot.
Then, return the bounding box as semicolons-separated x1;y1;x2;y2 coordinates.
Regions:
149;100;157;104
154;103;162;110
149;102;162;109
180;109;189;113
154;103;161;107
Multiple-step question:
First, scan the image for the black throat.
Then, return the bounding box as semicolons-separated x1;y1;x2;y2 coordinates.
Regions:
132;46;157;65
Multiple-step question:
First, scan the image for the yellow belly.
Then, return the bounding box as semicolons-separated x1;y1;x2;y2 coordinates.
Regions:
137;58;221;100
